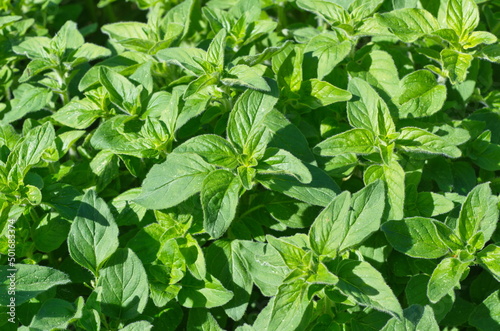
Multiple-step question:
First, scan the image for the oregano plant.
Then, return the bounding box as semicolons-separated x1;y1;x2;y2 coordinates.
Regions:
0;0;499;330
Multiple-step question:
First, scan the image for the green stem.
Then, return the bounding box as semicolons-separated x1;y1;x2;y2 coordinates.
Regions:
104;4;118;23
239;203;265;219
54;68;71;105
100;314;112;331
4;86;11;101
83;0;98;22
277;2;288;30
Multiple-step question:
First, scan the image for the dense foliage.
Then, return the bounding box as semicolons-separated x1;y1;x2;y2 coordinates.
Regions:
1;0;500;329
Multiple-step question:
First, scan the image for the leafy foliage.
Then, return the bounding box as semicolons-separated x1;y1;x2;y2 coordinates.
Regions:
0;0;499;330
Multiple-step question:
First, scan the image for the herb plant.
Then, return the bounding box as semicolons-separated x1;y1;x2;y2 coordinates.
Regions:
1;0;499;330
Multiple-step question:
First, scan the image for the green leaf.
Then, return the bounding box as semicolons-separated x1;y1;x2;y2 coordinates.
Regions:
392;0;419;9
205;240;253;321
34;214;71;253
463;31;497;49
382;217;450;259
52;98;102;129
127;223;165;264
376;9;439;42
256;148;312;183
12;36;51;59
72;43;112;62
440;49;474;84
184;74;217;99
457;183;498;243
237;241;289;296
223;64;271;92
299;79;352;109
174;134;239;168
51;21;84;51
18;59;53;83
397;127;461;158
314;128;378;156
90;150;120;192
427;257;469;303
258;163;340;207
309;180;385;257
334;259;403;318
469;133;500;171
266;235;307;270
206;29;226;71
274;44;303;92
308;261;339;285
157;238;186;284
98;67;141;114
187;308;223;331
260;191;320;229
339;179;386;250
78;52;150;91
348;50;401;99
477;245;500;281
163;0;194;39
264;109;316;164
364;160;405;220
445;0;479;39
227;89;278;155
1;85;51;124
67;190;119;276
268;278;311;331
236;42;292;67
237;166;256;190
90;116;155;157
381;304;440;331
156;47;208;76
201;170;242;239
405;274;455;322
397;70;447;118
349;0;384;20
98;248;149;321
296;0;350;25
29;298;78;331
309;191;350;257
414;192;455;218
432;28;459;44
0;264;71;306
120;321;153;331
177;273;234;308
478;44;500;63
101;22;149;41
7;122;55;175
135;153;215;210
304;34;352;80
0;16;21;28
347;78;395;136
469;290;500;331
178;234;207;280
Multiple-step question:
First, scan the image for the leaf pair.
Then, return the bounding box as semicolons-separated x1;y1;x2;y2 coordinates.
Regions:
259;181;403;327
137;89;319;238
383;183;499;302
377;0;499;84
315;78;461;220
68;190;149;321
157;29;271;94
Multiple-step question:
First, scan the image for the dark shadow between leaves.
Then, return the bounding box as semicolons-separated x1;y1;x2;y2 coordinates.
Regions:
205;242;250;313
396;139;423;147
127;229;161;264
336;260;381;297
469;291;500;330
101;295;142;321
77;201;111;227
